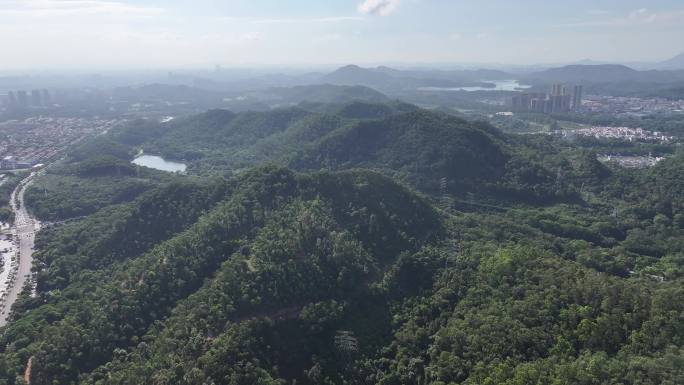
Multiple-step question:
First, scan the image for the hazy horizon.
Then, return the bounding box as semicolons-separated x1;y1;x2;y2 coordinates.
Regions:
1;0;683;71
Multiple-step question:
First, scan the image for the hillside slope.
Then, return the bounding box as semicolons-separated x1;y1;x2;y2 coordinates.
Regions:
103;105;585;203
4;99;684;385
4;165;684;385
292;110;508;192
0;167;443;385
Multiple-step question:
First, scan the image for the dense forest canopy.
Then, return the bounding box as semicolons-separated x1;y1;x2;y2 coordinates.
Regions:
1;98;683;385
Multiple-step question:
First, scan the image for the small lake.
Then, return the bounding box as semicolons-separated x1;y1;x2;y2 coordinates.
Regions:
132;155;187;173
418;79;531;92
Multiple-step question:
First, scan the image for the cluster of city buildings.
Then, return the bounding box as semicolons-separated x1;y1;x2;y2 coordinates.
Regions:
561;126;674;143
0;156;33;170
0;117;122;170
582;95;684;115
0;90;52;109
511;84;583;113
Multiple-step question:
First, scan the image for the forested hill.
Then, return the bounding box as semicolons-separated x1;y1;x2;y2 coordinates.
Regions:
291;110;509;191
115;101;419;164
104;104;587;203
3;165;684;384
5;98;684;384
0;166;443;384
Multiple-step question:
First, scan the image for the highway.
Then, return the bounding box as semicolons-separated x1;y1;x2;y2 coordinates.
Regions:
0;172;40;327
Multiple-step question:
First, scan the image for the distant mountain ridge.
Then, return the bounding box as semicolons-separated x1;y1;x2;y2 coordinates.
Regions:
263;84;390;104
321;65;396;89
527;64;684;84
527;64;638;83
659;51;684;69
321;64;514;92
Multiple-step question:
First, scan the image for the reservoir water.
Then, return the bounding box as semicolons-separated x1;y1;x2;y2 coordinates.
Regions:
132;155;187;173
418;80;531;92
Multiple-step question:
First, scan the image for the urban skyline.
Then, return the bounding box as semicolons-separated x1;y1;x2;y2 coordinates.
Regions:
511;84;583;114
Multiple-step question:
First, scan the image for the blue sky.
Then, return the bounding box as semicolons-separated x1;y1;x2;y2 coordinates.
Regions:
0;0;683;69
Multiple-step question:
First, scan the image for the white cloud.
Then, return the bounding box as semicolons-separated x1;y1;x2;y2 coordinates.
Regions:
449;33;462;40
357;0;399;16
0;0;163;18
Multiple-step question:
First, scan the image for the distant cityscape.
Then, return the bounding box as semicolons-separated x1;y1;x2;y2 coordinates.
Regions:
504;84;684;118
0;89;52;109
0;117;121;170
510;84;583;113
583;95;684;115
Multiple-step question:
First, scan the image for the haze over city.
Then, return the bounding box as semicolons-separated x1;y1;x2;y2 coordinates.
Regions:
1;0;684;70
